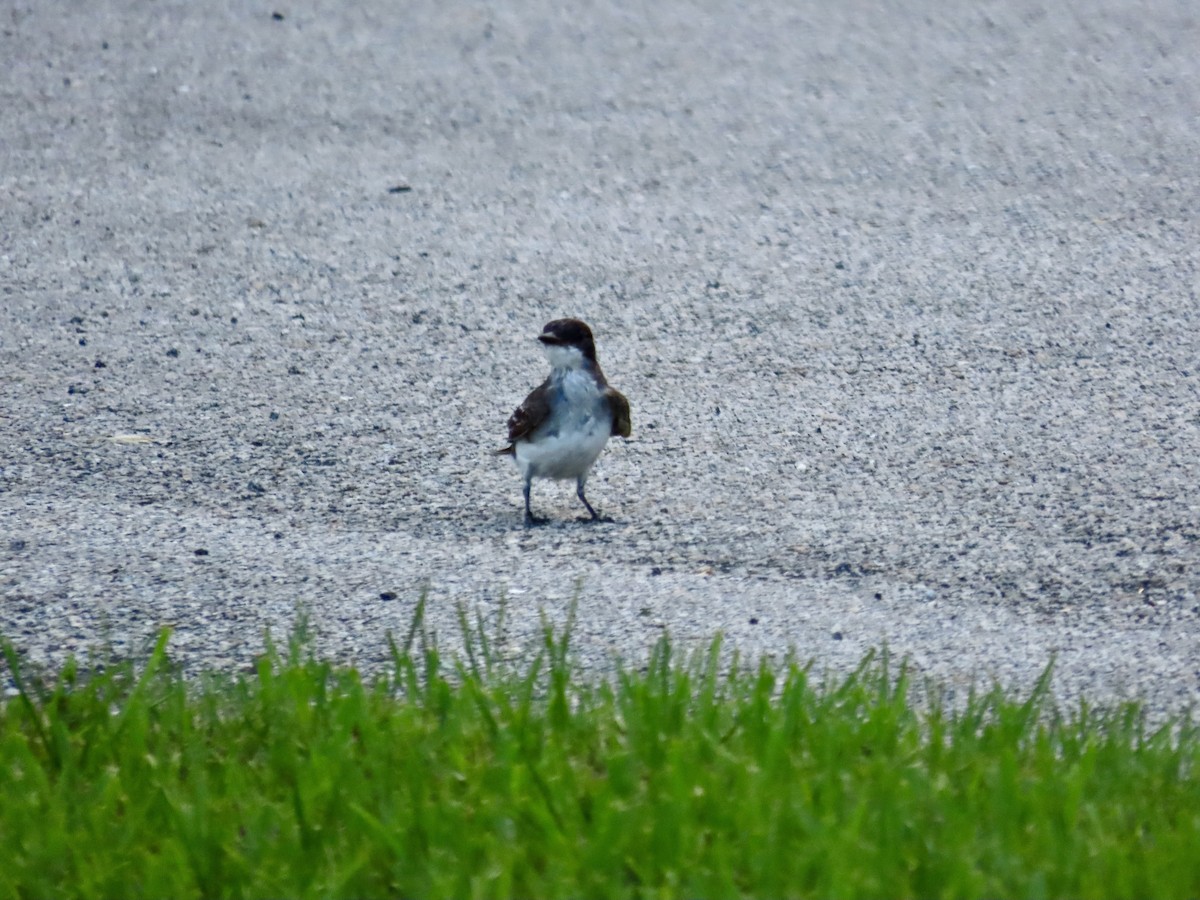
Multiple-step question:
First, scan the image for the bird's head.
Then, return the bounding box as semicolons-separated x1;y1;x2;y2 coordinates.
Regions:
538;318;597;370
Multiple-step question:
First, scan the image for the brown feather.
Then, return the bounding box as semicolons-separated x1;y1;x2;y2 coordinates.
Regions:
498;378;554;453
606;387;632;438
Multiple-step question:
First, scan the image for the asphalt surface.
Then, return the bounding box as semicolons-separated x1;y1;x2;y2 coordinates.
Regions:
3;0;1199;716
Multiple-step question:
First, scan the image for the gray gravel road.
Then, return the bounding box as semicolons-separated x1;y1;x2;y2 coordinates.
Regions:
3;0;1199;715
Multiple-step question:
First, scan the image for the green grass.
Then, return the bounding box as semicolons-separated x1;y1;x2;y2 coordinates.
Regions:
1;600;1198;900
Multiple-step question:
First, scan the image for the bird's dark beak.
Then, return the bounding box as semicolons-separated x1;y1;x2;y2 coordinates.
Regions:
537;333;562;346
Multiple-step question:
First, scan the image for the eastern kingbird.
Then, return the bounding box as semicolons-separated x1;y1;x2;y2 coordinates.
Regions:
499;318;631;526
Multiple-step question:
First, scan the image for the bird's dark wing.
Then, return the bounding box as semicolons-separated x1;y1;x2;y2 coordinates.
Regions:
500;379;553;452
605;387;631;438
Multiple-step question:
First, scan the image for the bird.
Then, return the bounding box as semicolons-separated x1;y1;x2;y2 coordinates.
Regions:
498;318;631;526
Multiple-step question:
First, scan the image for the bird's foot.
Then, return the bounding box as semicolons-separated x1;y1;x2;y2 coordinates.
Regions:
524;513;549;528
578;513;614;524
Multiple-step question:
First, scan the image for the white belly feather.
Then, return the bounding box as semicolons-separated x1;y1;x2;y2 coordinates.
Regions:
515;416;611;480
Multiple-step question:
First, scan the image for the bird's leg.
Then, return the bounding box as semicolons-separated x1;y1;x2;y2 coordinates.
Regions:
523;478;547;527
576;476;607;522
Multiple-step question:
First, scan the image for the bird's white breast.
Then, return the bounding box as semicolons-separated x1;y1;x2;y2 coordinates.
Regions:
514;369;613;480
